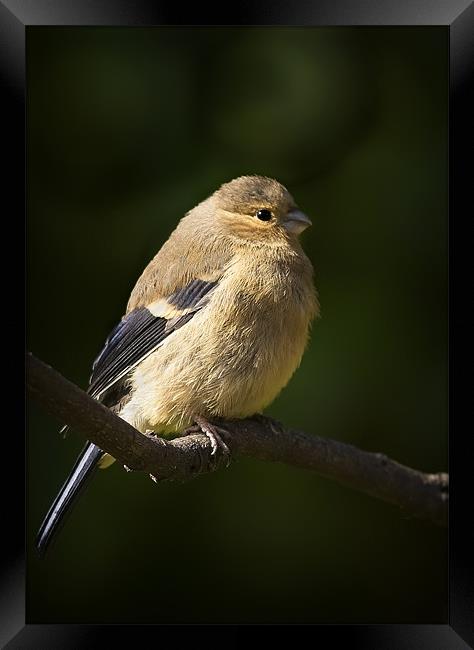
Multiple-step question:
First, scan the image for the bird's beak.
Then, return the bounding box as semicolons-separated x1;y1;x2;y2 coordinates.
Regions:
283;209;312;235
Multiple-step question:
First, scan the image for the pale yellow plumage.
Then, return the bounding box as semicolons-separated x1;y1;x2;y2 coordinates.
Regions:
118;175;318;436
36;175;319;551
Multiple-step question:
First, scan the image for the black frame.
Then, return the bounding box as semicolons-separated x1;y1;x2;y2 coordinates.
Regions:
6;0;472;646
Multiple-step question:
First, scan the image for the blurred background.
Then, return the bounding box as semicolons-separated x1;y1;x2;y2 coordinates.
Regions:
27;27;448;623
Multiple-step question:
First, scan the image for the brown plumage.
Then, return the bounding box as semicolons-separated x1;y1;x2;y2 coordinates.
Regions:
36;175;318;554
122;175;318;433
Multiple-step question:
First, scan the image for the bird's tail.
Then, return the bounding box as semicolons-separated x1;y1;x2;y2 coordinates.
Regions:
36;442;104;556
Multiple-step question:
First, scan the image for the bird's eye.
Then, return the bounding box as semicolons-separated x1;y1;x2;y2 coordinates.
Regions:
255;209;272;222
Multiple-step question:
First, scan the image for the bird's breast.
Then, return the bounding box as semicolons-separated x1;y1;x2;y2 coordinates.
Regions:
185;252;316;415
126;248;317;431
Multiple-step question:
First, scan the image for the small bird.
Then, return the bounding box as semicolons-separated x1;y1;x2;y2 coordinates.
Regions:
36;175;318;554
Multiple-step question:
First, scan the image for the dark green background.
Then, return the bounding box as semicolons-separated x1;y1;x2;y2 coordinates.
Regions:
27;27;448;624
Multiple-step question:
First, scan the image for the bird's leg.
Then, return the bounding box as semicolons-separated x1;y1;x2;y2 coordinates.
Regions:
192;415;232;467
178;424;202;436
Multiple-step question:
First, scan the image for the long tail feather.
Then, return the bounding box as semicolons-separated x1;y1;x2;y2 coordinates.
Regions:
36;442;104;556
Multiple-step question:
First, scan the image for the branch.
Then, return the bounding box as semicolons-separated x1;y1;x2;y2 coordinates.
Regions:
26;352;448;527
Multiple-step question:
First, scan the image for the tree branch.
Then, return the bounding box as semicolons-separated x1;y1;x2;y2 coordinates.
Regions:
26;352;448;527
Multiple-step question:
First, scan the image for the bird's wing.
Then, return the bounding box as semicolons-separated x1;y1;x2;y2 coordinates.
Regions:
87;278;219;401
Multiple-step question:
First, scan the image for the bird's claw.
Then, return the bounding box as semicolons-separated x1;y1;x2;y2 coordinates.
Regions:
178;424;201;437
193;416;232;469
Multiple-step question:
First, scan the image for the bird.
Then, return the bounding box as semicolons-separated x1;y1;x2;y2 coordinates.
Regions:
36;175;319;555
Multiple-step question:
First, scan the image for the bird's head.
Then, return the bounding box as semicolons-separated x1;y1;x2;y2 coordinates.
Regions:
208;175;312;246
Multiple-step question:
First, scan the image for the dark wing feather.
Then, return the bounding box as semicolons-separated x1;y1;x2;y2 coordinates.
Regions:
168;279;218;309
87;279;218;401
90;309;155;379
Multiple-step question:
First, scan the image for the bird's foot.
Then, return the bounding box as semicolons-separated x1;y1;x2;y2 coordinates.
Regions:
185;416;232;469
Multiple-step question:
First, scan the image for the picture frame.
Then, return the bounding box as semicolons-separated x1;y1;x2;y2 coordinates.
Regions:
5;0;472;646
